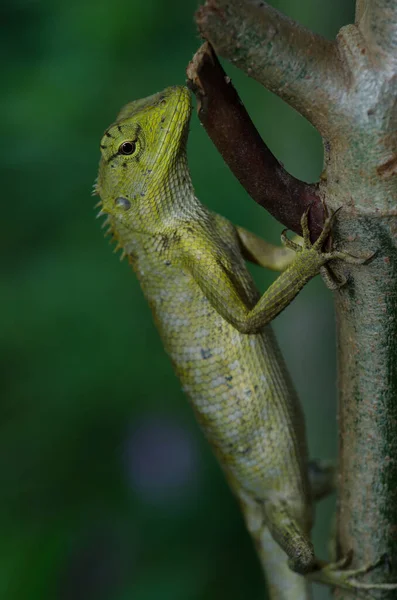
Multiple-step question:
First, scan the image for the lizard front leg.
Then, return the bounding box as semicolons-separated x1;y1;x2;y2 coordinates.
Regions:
180;210;368;335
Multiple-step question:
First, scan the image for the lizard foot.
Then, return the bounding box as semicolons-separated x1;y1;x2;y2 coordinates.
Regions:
281;207;374;291
308;552;397;595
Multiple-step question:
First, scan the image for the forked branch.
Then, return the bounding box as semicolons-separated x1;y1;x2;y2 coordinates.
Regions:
195;0;345;134
186;42;324;238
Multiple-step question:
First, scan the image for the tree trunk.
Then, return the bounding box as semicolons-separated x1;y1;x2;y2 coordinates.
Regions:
189;1;397;598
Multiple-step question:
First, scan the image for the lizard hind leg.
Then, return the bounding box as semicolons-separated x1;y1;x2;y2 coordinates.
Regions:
265;501;397;593
237;493;312;599
307;553;397;594
263;500;316;575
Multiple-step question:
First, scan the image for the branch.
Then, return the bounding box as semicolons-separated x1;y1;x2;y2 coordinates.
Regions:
195;0;345;135
355;0;367;22
186;42;325;238
358;0;397;64
334;216;397;600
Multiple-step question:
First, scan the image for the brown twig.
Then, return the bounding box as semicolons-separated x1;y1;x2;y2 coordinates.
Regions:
186;42;325;238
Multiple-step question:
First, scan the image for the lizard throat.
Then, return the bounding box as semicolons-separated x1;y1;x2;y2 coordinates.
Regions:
106;152;204;243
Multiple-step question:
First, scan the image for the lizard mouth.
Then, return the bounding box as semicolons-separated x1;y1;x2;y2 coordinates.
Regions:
114;85;192;136
167;85;192;122
142;85;192;171
157;85;192;147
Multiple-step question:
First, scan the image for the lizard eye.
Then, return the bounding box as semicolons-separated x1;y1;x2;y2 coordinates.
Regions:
119;141;136;155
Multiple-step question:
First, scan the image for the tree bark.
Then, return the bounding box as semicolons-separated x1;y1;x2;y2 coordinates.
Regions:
191;1;397;598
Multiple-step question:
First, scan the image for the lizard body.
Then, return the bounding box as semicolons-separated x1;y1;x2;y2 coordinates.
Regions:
96;86;396;598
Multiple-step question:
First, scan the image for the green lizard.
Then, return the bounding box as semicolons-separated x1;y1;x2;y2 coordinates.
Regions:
95;85;396;598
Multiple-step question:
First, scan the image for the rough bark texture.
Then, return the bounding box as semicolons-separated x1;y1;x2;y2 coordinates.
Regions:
195;0;346;136
359;0;397;62
192;1;397;598
335;215;397;597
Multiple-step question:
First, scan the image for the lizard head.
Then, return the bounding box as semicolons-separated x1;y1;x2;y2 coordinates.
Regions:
96;86;192;227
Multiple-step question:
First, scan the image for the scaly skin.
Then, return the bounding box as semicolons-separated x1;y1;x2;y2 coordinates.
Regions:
96;86;397;598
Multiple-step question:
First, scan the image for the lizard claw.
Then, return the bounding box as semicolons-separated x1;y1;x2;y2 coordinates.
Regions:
305;206;374;264
319;265;343;291
281;206;375;290
280;228;302;252
309;552;397;594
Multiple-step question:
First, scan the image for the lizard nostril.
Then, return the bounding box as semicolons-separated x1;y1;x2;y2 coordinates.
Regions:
115;197;131;211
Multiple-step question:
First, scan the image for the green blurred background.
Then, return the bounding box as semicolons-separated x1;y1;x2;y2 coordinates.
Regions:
2;1;354;598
